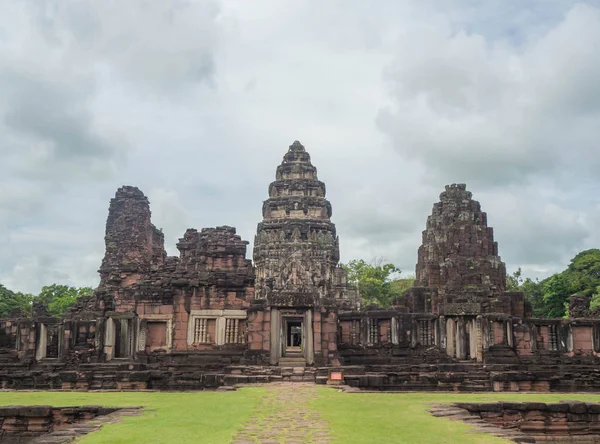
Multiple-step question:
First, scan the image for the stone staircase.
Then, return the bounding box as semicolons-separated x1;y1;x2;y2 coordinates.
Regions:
278;355;307;368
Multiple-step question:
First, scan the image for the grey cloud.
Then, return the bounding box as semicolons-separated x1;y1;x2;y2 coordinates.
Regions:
2;71;116;167
24;0;220;94
1;0;599;294
378;3;600;189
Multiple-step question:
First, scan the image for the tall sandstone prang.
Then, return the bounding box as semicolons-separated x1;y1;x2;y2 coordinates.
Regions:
402;183;525;318
253;141;355;307
253;141;357;366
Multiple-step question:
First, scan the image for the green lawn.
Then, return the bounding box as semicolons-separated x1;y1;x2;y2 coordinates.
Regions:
313;389;600;444
1;388;600;443
0;389;265;444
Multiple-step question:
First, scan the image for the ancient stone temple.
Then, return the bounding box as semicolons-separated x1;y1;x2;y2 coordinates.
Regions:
1;142;600;392
253;141;357;366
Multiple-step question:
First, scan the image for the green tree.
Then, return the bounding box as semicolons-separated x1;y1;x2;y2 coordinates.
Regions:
342;259;402;307
37;284;93;316
506;269;547;317
565;249;600;297
0;284;33;317
521;277;545;317
506;268;523;292
589;286;600;310
541;273;573;318
507;250;600;318
391;275;416;295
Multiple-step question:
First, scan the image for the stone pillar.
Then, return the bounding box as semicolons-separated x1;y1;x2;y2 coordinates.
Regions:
457;318;467;360
469;319;477;360
216;317;226;346
593;323;600;353
438;316;446;348
305;309;314;365
474;317;483;362
269;308;281;365
410;317;418;348
506;320;514;347
446;318;456;357
391;317;399;345
567;325;574;353
361;317;368;345
119;319;130;358
35;324;47;361
137;319;147;352
62;320;71;358
104;318;115;361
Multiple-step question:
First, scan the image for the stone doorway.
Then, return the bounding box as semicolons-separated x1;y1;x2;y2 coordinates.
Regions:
269;308;314;365
285;319;303;355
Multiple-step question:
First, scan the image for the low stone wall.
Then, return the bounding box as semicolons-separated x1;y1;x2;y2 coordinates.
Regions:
447;401;600;442
0;405;121;443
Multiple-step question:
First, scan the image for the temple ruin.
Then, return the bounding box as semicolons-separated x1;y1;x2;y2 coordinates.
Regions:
1;141;600;392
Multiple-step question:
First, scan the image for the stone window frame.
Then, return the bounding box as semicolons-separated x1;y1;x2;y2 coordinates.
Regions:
137;314;173;352
417;319;433;347
367;318;380;345
35;321;63;361
187;309;246;346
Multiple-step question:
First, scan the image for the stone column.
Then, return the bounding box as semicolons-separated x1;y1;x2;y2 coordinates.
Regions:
104;318;115;361
474;317;482;362
62;320;71;358
438;316;446;348
391;317;399;345
137;319;147;352
530;324;538;353
216;317;226;346
269;308;281;365
456;318;467;360
35;324;47;361
361;317;368;345
567;325;574;353
410;317;418;348
305;309;314;365
119;319;130;358
506;320;514;348
446;318;455;358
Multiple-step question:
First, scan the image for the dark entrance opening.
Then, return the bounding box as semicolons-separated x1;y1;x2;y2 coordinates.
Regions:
46;325;60;359
286;321;302;350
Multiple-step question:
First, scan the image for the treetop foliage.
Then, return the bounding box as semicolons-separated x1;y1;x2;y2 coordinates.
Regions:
0;283;93;318
342;258;405;307
509;249;600;318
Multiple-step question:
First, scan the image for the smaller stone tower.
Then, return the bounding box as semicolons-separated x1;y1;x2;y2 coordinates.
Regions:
98;186;167;293
409;184;523;316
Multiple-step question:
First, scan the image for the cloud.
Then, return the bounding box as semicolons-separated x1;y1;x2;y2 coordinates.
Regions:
0;0;222;293
0;0;598;294
377;2;600;188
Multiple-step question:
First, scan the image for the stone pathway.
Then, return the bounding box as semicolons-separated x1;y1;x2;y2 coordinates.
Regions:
232;383;331;444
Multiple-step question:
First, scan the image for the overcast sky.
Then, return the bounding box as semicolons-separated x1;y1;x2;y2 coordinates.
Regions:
1;0;599;294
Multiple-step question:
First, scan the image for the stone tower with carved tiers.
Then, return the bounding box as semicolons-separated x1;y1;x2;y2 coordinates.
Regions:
407;183;524;317
253;141;353;307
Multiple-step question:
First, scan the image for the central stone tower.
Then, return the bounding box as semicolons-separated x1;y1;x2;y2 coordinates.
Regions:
253;141;356;365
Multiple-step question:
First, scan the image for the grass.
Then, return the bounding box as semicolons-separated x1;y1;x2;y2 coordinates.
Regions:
0;389;266;444
312;389;600;444
1;388;600;443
